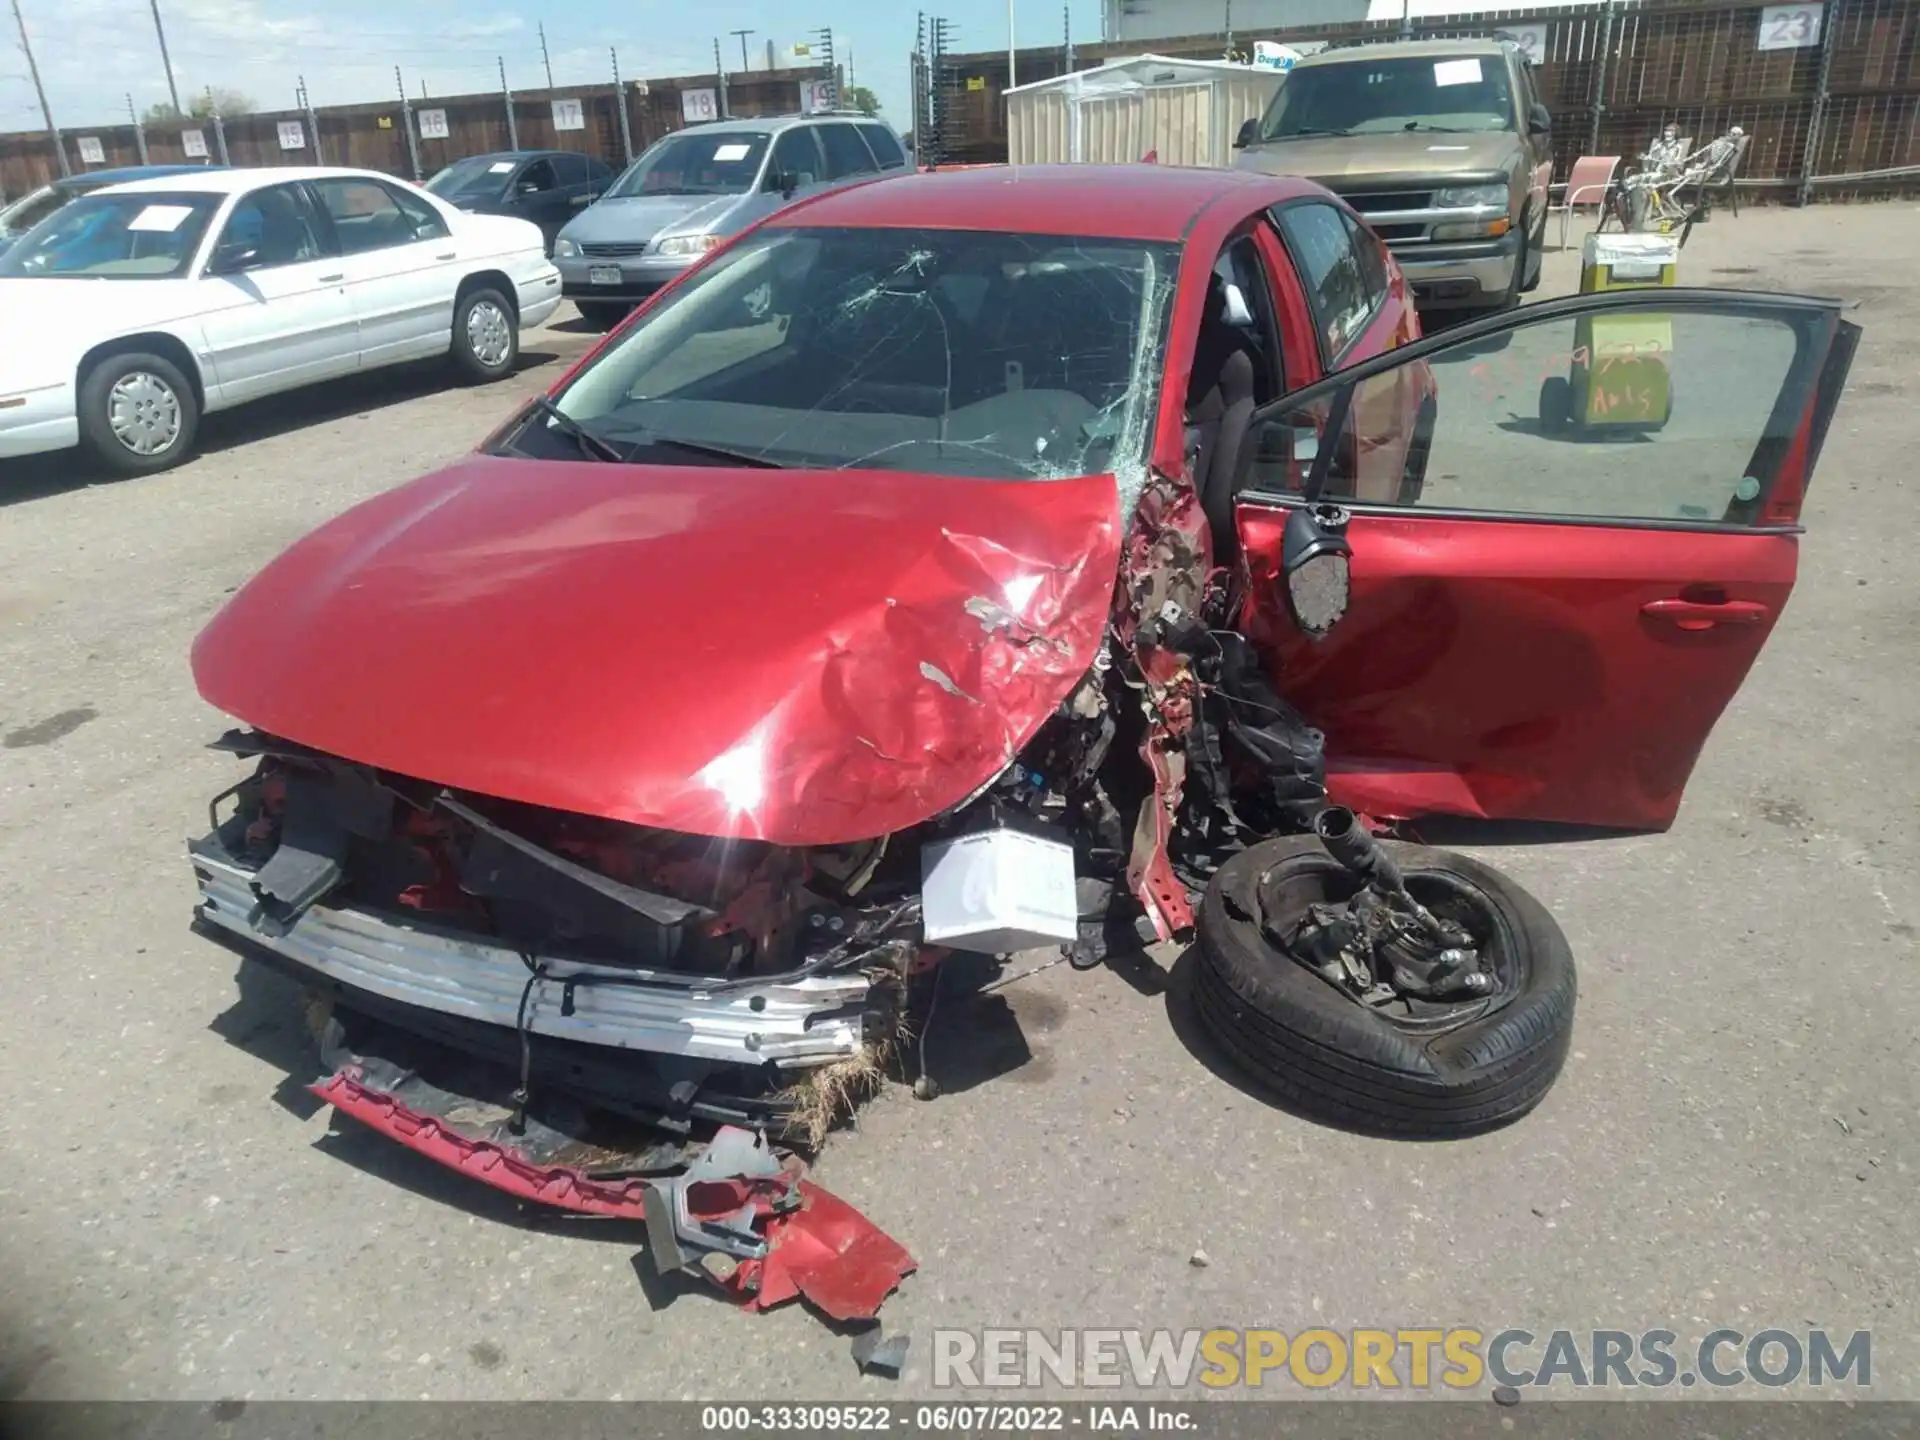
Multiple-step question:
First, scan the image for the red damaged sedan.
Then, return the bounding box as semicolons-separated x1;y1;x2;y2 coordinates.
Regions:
188;163;1858;1215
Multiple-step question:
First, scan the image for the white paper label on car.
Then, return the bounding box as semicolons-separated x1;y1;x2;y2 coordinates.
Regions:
1433;58;1483;86
1427;145;1469;151
488;160;515;173
127;204;195;233
712;143;751;161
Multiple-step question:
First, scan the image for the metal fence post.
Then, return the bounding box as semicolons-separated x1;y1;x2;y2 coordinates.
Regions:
397;67;421;180
499;56;519;150
211;104;229;165
1798;0;1840;205
1589;0;1614;157
612;47;634;163
128;93;149;164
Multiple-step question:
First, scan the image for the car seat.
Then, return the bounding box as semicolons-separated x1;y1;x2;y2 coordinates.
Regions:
1186;277;1258;564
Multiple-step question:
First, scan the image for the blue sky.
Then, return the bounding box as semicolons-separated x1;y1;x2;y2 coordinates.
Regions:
3;0;1103;136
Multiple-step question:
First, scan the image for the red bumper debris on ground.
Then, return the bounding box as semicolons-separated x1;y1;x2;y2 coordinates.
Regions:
313;1069;915;1321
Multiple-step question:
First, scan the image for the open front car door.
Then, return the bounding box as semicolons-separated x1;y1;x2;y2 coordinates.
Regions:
1233;288;1860;831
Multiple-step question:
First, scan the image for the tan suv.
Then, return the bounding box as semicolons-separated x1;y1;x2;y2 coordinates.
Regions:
1232;37;1553;320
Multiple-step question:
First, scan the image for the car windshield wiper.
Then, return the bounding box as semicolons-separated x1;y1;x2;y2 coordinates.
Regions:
1403;122;1473;133
620;433;785;468
522;395;627;462
1281;127;1354;138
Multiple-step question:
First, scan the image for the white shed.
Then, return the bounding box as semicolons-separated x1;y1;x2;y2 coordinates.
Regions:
1005;54;1287;170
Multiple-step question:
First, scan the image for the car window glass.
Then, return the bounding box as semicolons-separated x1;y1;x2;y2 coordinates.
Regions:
1203;233;1285;404
768;128;823;185
10;188;67;231
816;123;879;180
1244;306;1815;521
859;124;908;169
1341;211;1390;313
313;179;415;254
0;190;222;279
386;183;450;241
519;159;558;192
1258;53;1515;138
1276;203;1373;362
216;183;327;270
587;158;614;181
551;153;588;185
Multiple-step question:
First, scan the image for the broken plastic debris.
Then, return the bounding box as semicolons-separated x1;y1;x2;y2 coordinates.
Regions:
314;1076;914;1325
851;1325;912;1379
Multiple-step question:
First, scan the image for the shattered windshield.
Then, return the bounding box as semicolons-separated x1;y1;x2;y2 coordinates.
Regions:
540;226;1179;481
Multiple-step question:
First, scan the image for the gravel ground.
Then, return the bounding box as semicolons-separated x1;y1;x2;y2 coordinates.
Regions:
0;203;1914;1404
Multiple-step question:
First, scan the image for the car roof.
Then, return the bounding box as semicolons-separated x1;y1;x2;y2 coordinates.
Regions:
1297;37;1515;66
452;150;578;164
770;164;1324;242
669;112;882;137
62;164;223;189
93;166;419;197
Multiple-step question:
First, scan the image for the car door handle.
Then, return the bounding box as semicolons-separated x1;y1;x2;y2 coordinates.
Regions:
435;252;457;261
317;272;345;283
1641;598;1771;630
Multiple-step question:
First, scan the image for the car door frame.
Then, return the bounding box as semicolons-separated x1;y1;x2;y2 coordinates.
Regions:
191;179;358;406
1229;286;1860;831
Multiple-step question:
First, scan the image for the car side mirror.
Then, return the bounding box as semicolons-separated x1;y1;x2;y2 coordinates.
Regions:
211;242;260;275
1279;503;1353;641
516;180;540;196
765;170;797;197
1529;103;1553;135
1234;117;1259;149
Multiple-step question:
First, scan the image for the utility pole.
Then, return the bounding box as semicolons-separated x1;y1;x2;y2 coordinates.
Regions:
148;0;181;116
10;0;68;176
611;47;633;162
499;55;519;149
128;93;149;163
731;28;754;72
396;66;421;180
1064;4;1073;70
538;22;555;92
1008;0;1017;88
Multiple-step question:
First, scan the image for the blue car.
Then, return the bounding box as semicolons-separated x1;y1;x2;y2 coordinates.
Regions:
0;164;223;257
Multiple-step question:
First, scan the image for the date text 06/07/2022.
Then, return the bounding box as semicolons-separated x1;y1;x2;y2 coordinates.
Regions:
700;1404;1198;1432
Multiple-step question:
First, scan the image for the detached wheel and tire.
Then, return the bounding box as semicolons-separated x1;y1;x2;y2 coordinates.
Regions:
1193;836;1576;1138
451;286;518;383
79;352;200;475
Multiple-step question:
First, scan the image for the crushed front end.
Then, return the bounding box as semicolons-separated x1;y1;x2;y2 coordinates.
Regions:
191;730;941;1130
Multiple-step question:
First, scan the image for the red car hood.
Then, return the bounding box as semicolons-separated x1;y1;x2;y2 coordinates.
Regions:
193;456;1121;845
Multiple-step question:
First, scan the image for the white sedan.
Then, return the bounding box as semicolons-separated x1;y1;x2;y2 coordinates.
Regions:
0;165;563;474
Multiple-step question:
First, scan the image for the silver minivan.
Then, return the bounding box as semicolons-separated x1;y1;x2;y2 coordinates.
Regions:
554;112;911;328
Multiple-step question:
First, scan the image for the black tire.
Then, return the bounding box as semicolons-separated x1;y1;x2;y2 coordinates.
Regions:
1193;835;1576;1138
575;300;630;331
77;350;200;475
1397;398;1435;506
450;284;519;384
1539;375;1573;436
1518;215;1543;294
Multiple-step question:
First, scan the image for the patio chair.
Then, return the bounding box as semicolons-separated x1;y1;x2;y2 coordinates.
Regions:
1552;154;1621;247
